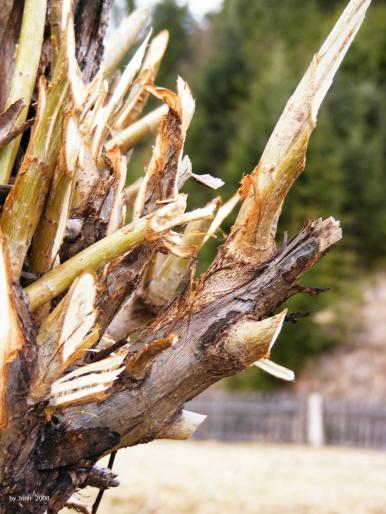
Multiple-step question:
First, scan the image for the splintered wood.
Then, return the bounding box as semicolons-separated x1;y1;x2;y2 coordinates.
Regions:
0;1;371;511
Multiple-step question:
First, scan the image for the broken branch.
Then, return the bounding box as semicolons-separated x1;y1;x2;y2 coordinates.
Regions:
229;0;371;262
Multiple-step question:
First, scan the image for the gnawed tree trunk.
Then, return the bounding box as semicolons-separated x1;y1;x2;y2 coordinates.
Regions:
0;0;371;512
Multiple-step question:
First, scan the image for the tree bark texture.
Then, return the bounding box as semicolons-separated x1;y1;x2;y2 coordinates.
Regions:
0;218;341;513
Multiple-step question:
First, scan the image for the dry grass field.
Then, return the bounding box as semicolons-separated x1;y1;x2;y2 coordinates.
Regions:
64;441;386;514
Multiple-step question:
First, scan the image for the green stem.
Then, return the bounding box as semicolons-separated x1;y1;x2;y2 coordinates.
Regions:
25;193;199;311
25;219;149;311
107;105;167;154
0;0;47;184
30;161;73;276
0;76;68;280
147;216;212;307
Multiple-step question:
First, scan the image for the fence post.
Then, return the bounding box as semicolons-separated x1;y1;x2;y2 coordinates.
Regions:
307;393;325;447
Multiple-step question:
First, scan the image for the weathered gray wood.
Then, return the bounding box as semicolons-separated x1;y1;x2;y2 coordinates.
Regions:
74;0;113;82
0;217;341;514
45;218;341;465
0;1;23;112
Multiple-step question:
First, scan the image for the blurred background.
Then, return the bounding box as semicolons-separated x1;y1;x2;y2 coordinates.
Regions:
77;1;386;513
114;0;386;395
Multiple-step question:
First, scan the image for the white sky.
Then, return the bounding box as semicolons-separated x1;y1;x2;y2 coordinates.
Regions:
136;0;224;20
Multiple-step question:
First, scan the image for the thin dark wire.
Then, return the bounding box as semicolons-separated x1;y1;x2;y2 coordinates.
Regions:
91;451;117;514
89;338;129;363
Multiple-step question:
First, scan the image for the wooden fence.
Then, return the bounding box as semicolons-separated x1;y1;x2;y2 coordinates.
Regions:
187;391;386;449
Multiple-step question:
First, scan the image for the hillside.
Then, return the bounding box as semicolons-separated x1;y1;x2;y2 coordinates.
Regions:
295;273;386;399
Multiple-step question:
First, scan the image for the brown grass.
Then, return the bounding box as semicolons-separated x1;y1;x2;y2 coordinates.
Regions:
65;441;386;514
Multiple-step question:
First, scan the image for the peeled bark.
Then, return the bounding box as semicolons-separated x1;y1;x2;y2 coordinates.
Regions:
0;100;33;151
0;1;24;113
74;0;113;82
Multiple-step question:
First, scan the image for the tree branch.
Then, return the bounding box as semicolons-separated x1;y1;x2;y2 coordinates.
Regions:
228;0;370;263
42;217;341;467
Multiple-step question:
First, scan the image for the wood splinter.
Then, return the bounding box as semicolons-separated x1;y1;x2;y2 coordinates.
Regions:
85;465;120;490
157;409;207;440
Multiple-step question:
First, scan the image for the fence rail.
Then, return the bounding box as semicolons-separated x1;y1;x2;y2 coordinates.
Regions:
187;391;386;450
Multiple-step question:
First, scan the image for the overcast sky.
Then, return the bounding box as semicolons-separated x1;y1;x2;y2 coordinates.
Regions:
136;0;224;20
